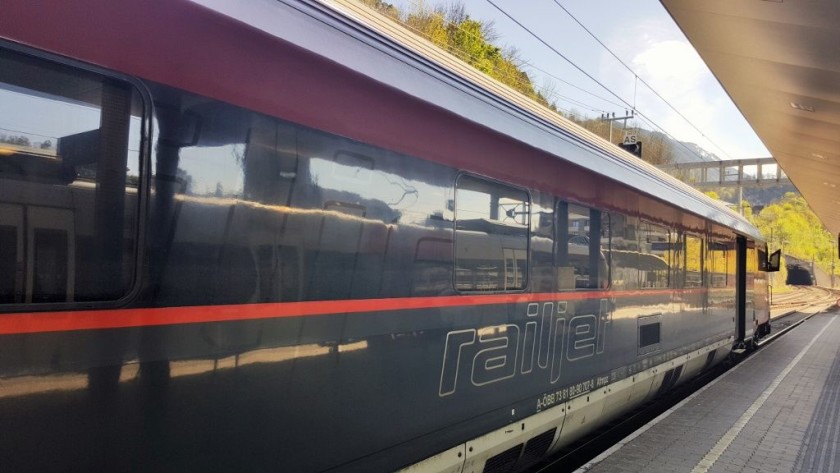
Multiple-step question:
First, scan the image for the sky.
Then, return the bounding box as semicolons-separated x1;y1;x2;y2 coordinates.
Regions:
387;0;770;160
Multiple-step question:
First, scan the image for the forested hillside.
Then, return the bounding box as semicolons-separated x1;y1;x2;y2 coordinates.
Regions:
752;193;837;280
360;0;684;164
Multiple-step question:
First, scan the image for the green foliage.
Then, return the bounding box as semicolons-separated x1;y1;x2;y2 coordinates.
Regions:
360;0;678;165
742;200;753;221
753;192;837;279
361;1;551;108
360;0;400;19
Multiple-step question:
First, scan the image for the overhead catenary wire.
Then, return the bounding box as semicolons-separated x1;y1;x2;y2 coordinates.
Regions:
484;0;720;163
392;0;620;114
551;0;734;160
520;58;627;110
364;0;719;162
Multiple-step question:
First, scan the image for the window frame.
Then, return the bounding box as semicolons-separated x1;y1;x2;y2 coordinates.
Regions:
637;220;671;290
682;232;705;289
453;173;531;294
0;40;152;313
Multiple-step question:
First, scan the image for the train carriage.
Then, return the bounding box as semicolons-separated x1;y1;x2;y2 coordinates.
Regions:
0;0;778;471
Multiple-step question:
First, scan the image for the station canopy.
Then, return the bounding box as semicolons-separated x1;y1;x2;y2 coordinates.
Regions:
661;0;840;237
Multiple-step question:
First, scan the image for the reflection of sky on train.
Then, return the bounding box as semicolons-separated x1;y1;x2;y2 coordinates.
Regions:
173;146;453;225
173;193;401;231
0;88;98;142
457;188;529;227
309;156;448;224
0;86;143;175
611;300;673;321
177;143;246;196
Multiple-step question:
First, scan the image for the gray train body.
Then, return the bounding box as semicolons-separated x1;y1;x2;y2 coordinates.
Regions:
0;0;774;471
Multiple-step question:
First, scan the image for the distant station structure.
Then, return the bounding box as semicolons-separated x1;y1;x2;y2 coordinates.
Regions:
657;157;789;189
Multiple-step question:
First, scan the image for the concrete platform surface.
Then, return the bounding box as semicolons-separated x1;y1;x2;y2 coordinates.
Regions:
577;304;839;473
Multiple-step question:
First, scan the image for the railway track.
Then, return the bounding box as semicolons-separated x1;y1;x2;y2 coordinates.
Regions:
771;286;838;310
532;286;839;473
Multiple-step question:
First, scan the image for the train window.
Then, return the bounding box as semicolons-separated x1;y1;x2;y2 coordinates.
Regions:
0;48;143;305
454;175;529;292
149;83;455;304
746;246;757;289
530;194;556;292
707;240;730;288
554;203;609;290
637;223;670;289
556;202;610;290
608;213;640;290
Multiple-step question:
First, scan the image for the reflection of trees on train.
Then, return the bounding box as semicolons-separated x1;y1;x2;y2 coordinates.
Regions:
605;216;740;295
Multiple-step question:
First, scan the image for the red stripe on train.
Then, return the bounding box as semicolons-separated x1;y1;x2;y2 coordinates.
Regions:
0;288;709;335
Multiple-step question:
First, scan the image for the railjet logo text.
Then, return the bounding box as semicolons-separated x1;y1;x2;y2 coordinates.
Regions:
439;300;611;396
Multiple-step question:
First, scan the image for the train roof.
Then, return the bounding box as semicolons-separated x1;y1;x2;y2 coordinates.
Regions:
0;0;762;240
190;0;762;241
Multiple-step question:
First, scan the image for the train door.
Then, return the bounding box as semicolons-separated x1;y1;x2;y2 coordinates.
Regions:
735;235;752;344
752;244;769;335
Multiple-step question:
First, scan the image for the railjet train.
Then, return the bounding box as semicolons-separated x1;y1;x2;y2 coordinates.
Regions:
0;0;779;471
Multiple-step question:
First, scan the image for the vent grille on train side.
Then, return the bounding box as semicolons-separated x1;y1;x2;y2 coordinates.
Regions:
702;349;717;371
657;365;684;396
518;428;557;468
482;444;523;473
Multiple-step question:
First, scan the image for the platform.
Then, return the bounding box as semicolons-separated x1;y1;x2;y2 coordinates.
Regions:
577;302;839;473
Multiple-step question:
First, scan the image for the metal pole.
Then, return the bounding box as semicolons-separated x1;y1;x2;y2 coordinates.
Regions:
601;111;634;145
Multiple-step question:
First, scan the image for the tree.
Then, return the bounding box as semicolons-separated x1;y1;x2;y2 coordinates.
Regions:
360;0;679;164
753;192;836;280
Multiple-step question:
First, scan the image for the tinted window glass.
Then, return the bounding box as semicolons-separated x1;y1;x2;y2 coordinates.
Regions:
552;202;609;290
530;193;556;292
149;85;454;304
455;175;528;291
0;48;142;304
609;213;640;290
707;240;731;287
638;223;670;288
